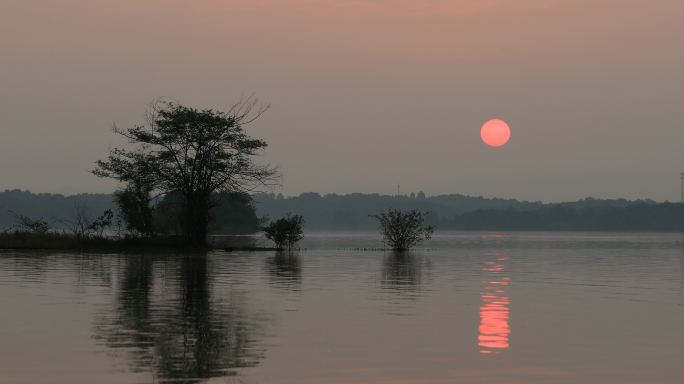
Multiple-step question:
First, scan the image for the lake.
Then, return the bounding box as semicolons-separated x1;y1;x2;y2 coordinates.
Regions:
1;231;683;383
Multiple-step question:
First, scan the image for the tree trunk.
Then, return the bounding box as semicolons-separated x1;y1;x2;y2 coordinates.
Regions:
183;192;211;247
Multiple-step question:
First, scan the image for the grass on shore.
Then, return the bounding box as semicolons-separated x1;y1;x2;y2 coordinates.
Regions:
0;231;191;251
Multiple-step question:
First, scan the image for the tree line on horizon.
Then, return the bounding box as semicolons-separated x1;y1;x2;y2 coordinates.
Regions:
3;188;681;232
252;192;675;231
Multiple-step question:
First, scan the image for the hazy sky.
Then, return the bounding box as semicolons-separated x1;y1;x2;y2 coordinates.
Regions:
1;0;682;201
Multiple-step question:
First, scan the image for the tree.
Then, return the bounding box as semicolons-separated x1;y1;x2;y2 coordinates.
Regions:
114;178;154;237
263;214;304;250
370;209;434;251
94;99;278;246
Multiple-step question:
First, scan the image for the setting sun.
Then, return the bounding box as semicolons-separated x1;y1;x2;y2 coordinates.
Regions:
481;119;511;148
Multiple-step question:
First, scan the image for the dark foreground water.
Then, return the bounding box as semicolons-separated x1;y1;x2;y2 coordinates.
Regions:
1;231;684;384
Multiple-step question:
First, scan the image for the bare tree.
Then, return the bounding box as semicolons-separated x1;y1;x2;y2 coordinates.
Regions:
71;200;91;239
67;201;113;239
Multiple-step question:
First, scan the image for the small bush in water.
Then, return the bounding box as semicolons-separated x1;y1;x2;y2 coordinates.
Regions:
263;214;304;250
370;209;434;251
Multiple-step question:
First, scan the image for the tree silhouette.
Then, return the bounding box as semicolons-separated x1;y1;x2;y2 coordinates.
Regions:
94;99;278;246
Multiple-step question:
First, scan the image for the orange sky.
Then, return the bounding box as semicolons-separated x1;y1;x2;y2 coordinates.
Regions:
1;1;683;200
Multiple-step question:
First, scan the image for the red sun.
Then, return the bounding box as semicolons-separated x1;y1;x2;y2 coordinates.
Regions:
481;119;511;147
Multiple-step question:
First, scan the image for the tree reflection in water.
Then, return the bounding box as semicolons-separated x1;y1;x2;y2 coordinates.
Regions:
381;251;429;294
113;255;155;370
264;251;302;291
94;253;265;383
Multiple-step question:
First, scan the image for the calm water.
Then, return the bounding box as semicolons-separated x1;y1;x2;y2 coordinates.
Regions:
1;231;684;384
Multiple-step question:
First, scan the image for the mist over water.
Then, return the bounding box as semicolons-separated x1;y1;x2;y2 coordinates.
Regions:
1;231;683;383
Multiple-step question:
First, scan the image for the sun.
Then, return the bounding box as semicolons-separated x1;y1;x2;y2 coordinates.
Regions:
481;119;511;147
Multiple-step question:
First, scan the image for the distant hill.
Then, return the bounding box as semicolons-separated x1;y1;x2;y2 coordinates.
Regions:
2;189;681;232
0;189;114;229
252;192;674;231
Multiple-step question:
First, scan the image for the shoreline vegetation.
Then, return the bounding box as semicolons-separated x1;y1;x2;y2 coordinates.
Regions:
0;232;284;252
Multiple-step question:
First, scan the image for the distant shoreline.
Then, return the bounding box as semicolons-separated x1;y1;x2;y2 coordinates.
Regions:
4;190;683;234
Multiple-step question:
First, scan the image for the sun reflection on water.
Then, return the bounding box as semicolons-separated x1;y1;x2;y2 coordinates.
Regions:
478;253;511;354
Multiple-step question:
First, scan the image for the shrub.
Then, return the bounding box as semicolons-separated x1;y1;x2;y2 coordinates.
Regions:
7;211;50;234
370;209;434;250
263;214;304;250
88;209;114;237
